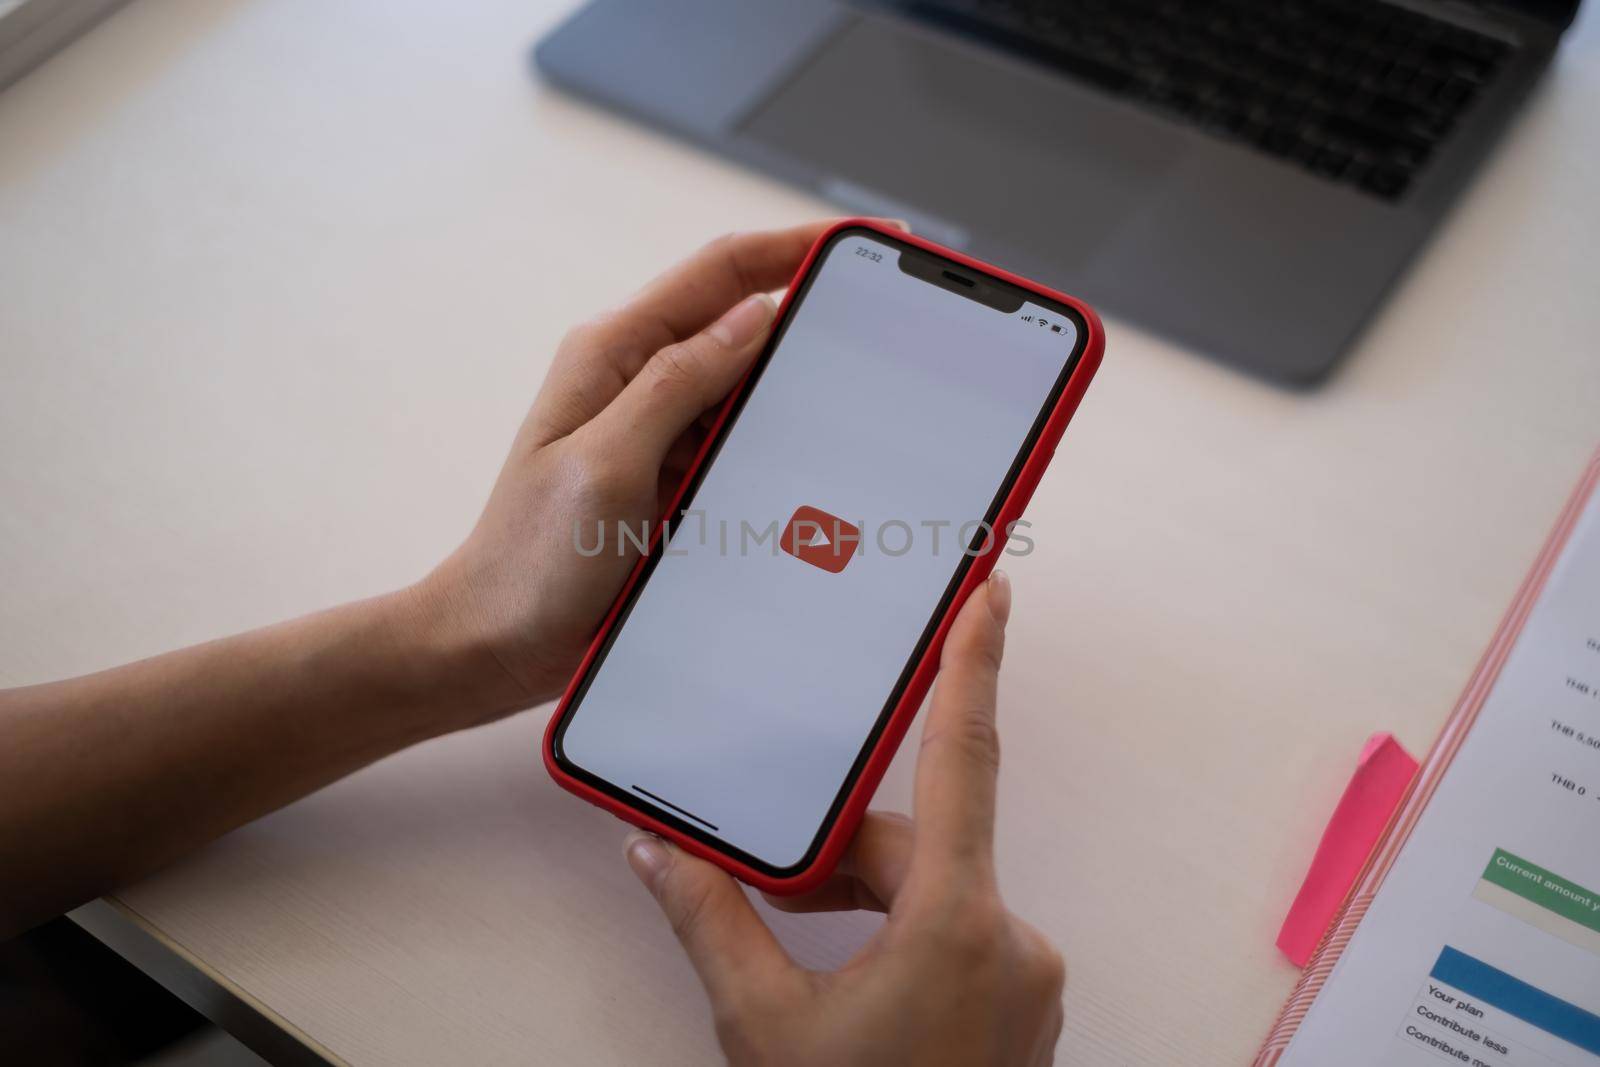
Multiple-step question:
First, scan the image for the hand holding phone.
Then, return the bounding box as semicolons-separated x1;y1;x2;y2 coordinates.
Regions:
419;221;845;718
623;573;1066;1067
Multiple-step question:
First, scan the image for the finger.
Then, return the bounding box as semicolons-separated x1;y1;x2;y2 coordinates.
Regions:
625;220;841;343
658;440;705;515
658;424;706;495
526;221;828;446
1036;1000;1066;1067
527;219;908;445
597;292;776;463
626;218;907;344
625;831;795;1004
910;570;1012;885
761;812;914;914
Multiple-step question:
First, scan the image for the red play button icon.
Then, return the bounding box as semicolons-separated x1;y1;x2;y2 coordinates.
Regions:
780;505;860;574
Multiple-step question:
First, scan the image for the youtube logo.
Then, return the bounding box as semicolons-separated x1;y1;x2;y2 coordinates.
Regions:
780;505;860;574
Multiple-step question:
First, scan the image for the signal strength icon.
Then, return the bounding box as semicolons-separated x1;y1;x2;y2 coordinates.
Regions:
1021;315;1034;323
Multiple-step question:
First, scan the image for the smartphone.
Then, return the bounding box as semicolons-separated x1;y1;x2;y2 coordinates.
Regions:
544;220;1104;894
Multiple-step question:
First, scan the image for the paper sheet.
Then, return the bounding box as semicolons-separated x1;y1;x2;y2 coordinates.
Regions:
1279;481;1600;1066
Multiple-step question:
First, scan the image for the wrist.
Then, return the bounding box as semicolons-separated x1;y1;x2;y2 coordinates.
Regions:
378;577;539;735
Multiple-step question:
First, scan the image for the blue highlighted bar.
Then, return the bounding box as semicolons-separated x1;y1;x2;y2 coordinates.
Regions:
1430;946;1600;1056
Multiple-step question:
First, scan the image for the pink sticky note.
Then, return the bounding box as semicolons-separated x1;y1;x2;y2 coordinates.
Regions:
1276;732;1419;968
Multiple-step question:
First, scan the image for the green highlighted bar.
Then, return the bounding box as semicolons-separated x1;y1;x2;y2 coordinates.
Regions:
1482;849;1600;936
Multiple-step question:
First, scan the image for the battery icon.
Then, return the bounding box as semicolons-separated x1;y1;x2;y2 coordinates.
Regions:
1050;323;1063;333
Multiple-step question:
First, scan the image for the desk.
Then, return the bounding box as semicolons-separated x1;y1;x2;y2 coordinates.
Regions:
1;1;1597;1063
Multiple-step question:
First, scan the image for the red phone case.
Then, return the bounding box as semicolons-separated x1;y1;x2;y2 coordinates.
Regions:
543;219;1106;895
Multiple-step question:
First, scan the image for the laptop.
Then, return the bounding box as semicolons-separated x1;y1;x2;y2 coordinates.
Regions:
534;0;1581;386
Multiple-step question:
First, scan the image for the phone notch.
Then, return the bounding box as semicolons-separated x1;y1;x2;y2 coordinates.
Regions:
896;248;1024;313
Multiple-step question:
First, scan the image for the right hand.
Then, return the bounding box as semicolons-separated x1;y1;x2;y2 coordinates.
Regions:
623;571;1067;1066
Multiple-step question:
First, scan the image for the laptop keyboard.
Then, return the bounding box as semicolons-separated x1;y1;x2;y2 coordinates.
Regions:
876;0;1517;200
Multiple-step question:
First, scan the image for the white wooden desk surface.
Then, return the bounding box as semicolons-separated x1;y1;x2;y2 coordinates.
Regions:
2;1;1597;1063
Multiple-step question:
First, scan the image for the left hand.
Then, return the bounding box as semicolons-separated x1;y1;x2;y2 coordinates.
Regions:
414;220;861;722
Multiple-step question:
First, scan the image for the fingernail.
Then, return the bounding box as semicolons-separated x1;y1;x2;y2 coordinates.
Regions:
708;293;776;347
987;569;1012;625
624;830;671;892
879;217;912;233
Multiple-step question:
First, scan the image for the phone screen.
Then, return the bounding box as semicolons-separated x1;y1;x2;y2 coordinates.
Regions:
552;228;1087;874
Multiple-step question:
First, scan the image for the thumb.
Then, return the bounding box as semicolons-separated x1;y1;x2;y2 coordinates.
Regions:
624;831;795;1004
599;292;776;463
909;569;1011;887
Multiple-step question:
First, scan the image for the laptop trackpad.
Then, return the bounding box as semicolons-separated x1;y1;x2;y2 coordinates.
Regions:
737;16;1187;262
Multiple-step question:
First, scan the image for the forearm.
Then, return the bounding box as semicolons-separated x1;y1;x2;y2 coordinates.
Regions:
0;221;838;940
0;584;528;937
